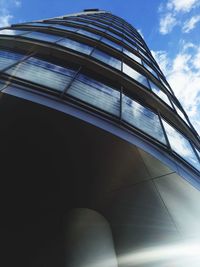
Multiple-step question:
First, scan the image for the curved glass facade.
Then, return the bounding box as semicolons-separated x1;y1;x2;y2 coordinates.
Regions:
0;9;200;267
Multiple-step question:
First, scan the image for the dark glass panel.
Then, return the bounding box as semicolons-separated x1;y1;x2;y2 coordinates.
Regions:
0;50;24;71
58;38;93;55
149;81;172;107
67;73;120;116
92;49;122;70
123;63;149;88
22;31;62;42
162;120;200;171
122;95;166;143
6;57;76;92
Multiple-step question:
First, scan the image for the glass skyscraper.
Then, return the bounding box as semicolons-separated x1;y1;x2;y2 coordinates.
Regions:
0;9;200;267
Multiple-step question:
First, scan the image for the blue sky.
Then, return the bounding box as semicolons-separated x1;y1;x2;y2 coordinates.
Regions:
0;0;200;134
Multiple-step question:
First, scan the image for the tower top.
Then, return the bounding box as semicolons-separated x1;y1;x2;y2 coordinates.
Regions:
83;9;100;12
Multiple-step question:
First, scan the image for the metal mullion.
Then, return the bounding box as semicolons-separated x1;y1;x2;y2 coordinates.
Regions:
190;141;200;164
119;86;123;122
61;66;82;96
158;112;171;149
0;51;36;74
54;36;66;43
89;34;105;56
108;24;123;42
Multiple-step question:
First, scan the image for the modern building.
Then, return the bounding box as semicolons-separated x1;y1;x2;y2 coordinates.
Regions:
0;9;200;267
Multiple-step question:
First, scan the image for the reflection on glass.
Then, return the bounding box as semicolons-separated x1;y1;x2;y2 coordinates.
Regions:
123;39;137;51
195;148;200;160
149;81;172;107
0;50;24;71
143;62;159;78
77;29;101;40
6;57;76;91
173;102;189;125
123;63;149;88
162;120;200;171
0;29;28;35
23;31;61;42
65;19;88;26
58;38;93;55
24;22;52;27
122;94;166;143
101;37;122;51
92;49;121;70
123;49;141;64
0;80;6;91
139;49;151;62
107;29;122;41
53;24;78;32
67;73;120;116
88;24;106;32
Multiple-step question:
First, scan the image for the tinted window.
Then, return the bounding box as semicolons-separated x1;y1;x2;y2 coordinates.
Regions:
143;62;159;78
92;49;121;70
123;49;141;64
6;57;76;91
67;73;120;116
77;29;101;40
0;50;24;71
23;31;62;42
58;38;93;55
53;24;78;32
149;81;172;107
173;102;189;125
122;94;166;143
123;63;149;88
101;37;122;51
0;29;28;35
162;120;200;171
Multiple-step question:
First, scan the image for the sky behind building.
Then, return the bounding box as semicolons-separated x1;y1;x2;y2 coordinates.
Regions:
0;0;199;134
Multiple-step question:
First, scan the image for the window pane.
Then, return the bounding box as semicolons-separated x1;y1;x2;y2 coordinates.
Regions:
123;49;141;64
173;102;189;125
123;38;137;50
123;63;149;88
88;24;106;32
162;120;200;171
122;94;166;143
195;147;200;159
139;50;151;62
22;31;62;42
77;29;101;40
101;37;122;51
106;30;122;40
57;38;93;55
143;62;159;78
53;24;78;32
0;50;24;71
0;29;28;35
0;80;6;90
67;74;120;116
6;57;76;91
149;81;172;107
92;49;121;70
24;22;52;27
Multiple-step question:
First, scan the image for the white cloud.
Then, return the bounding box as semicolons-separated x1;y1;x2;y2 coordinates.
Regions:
167;0;199;12
14;0;21;7
192;47;200;69
182;15;200;32
158;0;200;34
0;0;21;27
152;43;200;134
159;13;178;34
0;13;13;27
